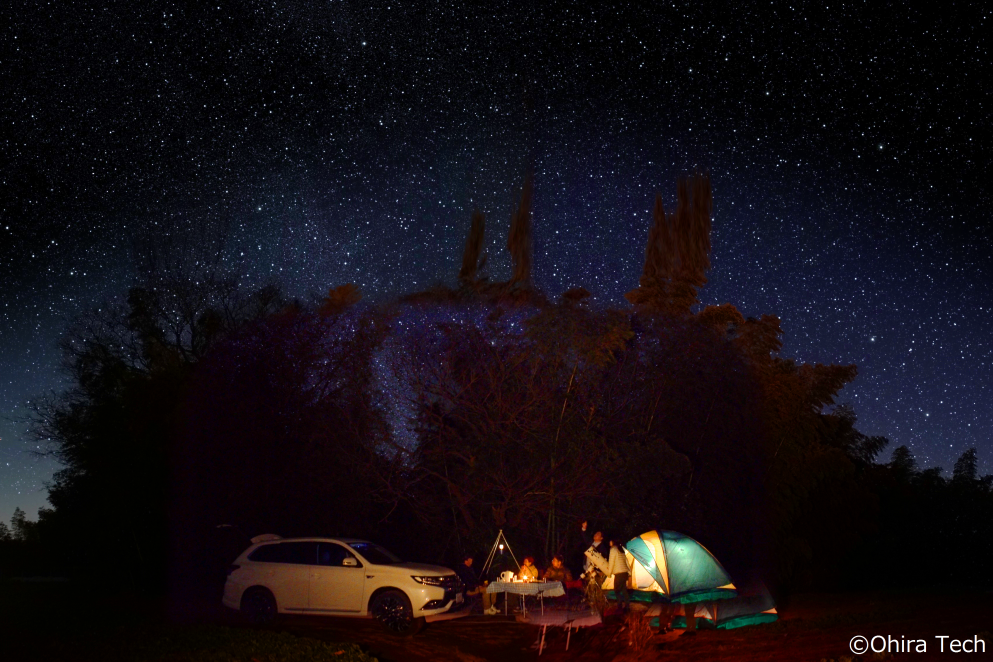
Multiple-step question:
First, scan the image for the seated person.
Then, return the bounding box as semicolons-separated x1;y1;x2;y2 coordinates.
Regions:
454;555;498;615
543;554;573;584
519;556;540;581
505;556;540;614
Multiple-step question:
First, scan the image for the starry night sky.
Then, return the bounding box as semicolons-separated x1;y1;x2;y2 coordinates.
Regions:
1;1;990;523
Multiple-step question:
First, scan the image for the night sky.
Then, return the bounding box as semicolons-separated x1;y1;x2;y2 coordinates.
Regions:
1;1;990;524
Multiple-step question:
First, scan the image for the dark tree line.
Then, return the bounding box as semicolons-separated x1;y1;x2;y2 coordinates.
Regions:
27;271;284;588
21;173;993;602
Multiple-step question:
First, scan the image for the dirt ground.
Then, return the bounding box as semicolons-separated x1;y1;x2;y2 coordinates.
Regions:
276;590;993;662
2;582;990;661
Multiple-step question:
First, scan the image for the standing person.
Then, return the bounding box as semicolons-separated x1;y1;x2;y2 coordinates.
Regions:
607;539;631;612
580;520;609;570
454;555;498;615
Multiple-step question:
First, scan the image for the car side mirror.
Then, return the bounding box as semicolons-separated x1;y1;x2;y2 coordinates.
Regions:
342;557;358;567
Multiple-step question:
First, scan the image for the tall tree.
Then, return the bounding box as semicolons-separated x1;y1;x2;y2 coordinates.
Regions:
33;277;283;585
458;208;487;289
522;291;633;556
626;173;712;315
171;286;392;594
10;508;33;541
507;175;534;289
385;305;618;560
403;174;540;306
952;447;978;482
889;445;918;479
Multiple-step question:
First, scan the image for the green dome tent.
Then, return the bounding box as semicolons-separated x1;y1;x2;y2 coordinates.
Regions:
668;591;779;629
599;530;737;604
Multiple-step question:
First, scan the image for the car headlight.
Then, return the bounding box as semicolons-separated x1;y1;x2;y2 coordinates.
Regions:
411;576;447;586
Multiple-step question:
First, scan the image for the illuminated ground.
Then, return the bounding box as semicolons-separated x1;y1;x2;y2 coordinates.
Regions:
2;582;990;661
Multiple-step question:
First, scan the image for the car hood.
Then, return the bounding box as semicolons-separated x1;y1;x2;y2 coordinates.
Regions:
380;562;454;575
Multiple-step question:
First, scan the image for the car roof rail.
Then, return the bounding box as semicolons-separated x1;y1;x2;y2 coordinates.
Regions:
251;533;283;544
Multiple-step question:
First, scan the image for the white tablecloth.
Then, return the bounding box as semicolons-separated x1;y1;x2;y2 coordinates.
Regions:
486;581;565;597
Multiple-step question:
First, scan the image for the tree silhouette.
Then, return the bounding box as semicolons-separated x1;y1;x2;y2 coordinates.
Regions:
386;310;611;558
458;208;487;289
10;508;31;541
889;445;918;479
32;276;283;586
27;168;993;597
626;173;712;315
952;447;978;482
171;289;392;595
507;174;534;289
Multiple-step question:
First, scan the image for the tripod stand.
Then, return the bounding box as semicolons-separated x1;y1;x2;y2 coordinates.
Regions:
479;529;522;616
480;529;521;578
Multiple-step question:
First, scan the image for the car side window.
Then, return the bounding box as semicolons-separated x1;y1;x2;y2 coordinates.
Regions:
248;542;318;564
280;541;319;565
318;542;361;567
248;543;284;563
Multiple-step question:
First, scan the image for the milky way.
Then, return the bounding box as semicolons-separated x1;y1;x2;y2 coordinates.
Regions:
1;1;989;522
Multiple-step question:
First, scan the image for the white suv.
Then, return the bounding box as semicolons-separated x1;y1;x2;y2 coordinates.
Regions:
222;535;462;634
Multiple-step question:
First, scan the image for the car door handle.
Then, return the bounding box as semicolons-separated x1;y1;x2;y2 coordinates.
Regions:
366;575;375;579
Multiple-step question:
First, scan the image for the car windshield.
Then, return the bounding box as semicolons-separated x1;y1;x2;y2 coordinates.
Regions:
349;542;402;565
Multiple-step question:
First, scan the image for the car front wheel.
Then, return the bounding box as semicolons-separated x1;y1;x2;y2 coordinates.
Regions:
370;590;424;635
241;587;277;625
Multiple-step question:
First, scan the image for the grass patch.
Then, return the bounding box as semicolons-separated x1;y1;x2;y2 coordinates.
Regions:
127;626;378;662
1;582;376;662
12;624;378;662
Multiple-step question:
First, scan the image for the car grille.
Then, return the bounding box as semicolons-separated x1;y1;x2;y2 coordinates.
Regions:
421;575;462;611
438;574;461;602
